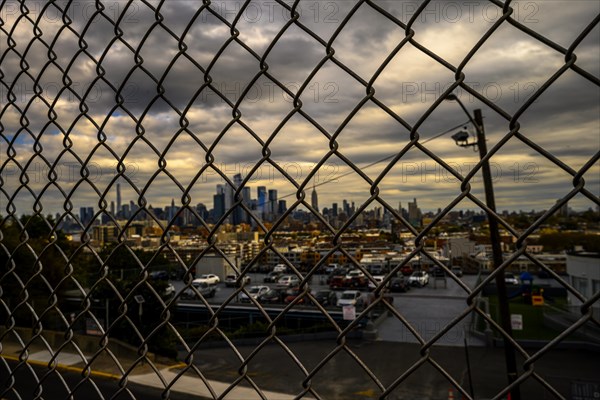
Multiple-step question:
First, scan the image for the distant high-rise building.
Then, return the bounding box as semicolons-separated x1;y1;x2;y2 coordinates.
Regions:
278;200;287;215
408;198;422;227
241;186;251;223
217;184;233;223
213;193;225;221
79;207;87;225
332;202;338;217
166;198;174;221
268;189;278;216
110;201;115;216
80;206;95;225
257;186;267;217
311;185;319;212
196;203;208;220
224;184;233;215
116;182;121;216
232;174;248;225
130;200;138;215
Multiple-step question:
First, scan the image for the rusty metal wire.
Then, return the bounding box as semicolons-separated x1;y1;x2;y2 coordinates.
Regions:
1;0;599;399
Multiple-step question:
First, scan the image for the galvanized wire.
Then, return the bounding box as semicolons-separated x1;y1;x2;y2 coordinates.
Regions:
1;1;599;399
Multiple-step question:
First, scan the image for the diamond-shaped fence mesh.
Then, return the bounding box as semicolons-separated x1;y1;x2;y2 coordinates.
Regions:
1;0;599;399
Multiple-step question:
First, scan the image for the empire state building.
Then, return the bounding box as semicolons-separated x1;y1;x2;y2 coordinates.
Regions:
311;185;319;213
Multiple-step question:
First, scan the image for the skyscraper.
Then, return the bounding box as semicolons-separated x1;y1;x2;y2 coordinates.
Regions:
408;198;422;228
241;186;251;223
213;192;225;221
257;186;267;218
278;200;287;215
311;185;319;212
268;189;278;217
216;184;231;223
116;182;121;217
80;207;95;225
233;174;247;225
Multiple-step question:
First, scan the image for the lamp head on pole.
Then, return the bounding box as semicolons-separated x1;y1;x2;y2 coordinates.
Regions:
451;130;470;144
451;128;477;148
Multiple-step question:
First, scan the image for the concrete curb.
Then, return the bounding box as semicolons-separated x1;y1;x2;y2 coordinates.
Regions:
0;353;122;380
0;354;188;381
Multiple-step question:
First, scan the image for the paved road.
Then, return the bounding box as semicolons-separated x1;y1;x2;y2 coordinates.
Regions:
180;340;600;400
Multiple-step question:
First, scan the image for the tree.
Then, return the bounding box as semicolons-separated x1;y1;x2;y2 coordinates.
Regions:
0;215;77;329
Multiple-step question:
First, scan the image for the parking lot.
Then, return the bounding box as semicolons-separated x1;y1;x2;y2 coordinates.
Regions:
169;271;487;346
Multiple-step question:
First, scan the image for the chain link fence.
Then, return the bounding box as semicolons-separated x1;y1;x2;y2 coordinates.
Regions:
1;0;599;399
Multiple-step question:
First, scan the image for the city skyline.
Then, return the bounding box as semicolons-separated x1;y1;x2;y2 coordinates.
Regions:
73;171;591;230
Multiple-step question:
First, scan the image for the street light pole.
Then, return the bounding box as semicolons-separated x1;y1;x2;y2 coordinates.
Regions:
446;97;521;400
473;109;520;400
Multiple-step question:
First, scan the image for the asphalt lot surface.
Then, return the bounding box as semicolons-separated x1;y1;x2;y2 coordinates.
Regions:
178;340;599;400
172;272;485;346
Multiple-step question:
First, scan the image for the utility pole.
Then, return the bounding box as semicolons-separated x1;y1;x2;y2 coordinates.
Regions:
473;109;521;400
445;94;521;400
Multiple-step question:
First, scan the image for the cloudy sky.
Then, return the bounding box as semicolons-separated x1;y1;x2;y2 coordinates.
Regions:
1;0;599;220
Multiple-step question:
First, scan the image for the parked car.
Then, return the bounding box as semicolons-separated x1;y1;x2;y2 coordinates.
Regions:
273;264;287;273
149;270;169;280
367;275;386;291
284;287;309;304
239;285;269;303
344;270;368;288
263;271;282;283
389;277;410;293
193;274;220;285
505;273;520;285
430;267;446;278
345;269;365;279
181;281;216;299
326;269;347;285
400;265;414;276
408;271;430;287
277;275;300;287
163;282;175;297
366;264;384;275
337;290;364;308
329;275;345;290
258;288;286;304
314;290;337;306
225;274;251;288
324;263;341;274
451;266;463;277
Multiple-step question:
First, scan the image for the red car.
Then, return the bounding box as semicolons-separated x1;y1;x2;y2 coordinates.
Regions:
400;265;414;276
329;276;345;290
283;287;309;304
